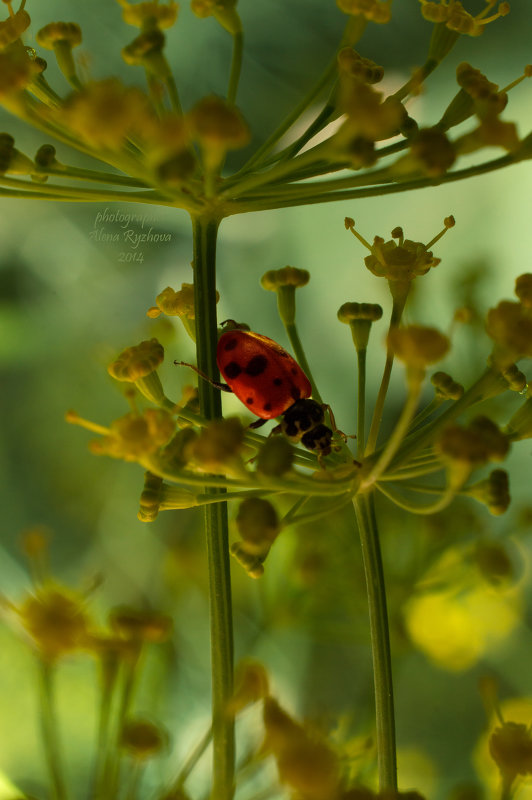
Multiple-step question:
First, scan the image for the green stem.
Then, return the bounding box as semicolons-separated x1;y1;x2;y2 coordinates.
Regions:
285;322;323;404
38;660;68;800
227;31;243;106
353;494;397;792
227;152;517;214
363;377;422;487
168;726;213;793
38;167;149;188
384;367;504;473
376;481;456;515
236;57;338;175
192;214;235;800
356;347;367;460
365;287;409;455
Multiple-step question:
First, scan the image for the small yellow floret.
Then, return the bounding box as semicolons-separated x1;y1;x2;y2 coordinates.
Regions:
108;338;164;382
60;79;153;151
486;299;532;366
17;584;92;662
36;22;81;49
116;0;179;29
388;325;450;368
186;95;250;166
121;718;168;759
91;409;175;462
261;266;309;291
0;0;29;48
110;605;173;642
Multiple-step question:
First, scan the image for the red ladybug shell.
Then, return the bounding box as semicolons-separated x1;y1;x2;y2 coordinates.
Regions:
216;330;312;419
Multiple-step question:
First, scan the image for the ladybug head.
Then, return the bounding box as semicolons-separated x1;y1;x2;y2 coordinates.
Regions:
219;319;250;334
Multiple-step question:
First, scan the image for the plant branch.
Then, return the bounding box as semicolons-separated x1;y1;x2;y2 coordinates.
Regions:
353;494;397;792
192;215;235;800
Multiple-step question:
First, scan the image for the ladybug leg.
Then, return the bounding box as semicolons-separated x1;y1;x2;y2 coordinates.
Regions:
174;360;233;393
249;417;268;430
321;403;355;442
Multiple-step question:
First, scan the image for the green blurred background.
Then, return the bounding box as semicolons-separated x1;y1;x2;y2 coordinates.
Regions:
1;2;532;798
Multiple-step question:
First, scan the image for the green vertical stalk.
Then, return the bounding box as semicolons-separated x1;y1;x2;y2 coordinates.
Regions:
191;215;235;800
284;322;323;405
353;493;397;793
38;660;68;800
356;347;367;460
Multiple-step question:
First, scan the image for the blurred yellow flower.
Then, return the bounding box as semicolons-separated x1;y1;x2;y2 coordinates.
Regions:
474;697;532;799
404;584;522;671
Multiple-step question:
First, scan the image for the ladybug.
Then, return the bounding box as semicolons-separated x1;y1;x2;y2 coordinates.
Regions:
177;322;334;459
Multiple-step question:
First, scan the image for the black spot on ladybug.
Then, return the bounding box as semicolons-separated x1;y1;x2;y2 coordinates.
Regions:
291;368;298;376
245;354;268;376
273;378;283;386
225;361;242;379
246;397;254;405
263;402;272;412
290;385;301;401
223;338;238;351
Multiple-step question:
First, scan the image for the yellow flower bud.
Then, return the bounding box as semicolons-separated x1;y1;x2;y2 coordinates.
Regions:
502;363;527;393
338;301;383;351
337;0;392;24
110;606;173;643
227;660;270;714
418;0;510;37
108;338;165;404
261;266;309;291
388;325;450;370
121;28;172;81
91;409;175;462
262;697;341;800
430;371;464;400
138;471;164;521
235;497;280;557
36;22;82;49
116;0;179;29
486;300;532;367
230;543;265;579
337;48;384;84
60;79;153;151
17;584;92;662
456;62;507;119
121;718;168;760
0;132;34;175
474;540;516;585
261;266;309;325
36;22;82;84
335;81;405;143
515;273;532;308
187;94;250;169
489;721;532;782
108;338;164;381
160;427;198;470
437;417;509;467
256;436;294;477
0;48;40;101
189;417;245;472
141;116;197;186
0;0;30;48
34;143;61;171
467;469;510;516
191;0;241;35
392;127;456;178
